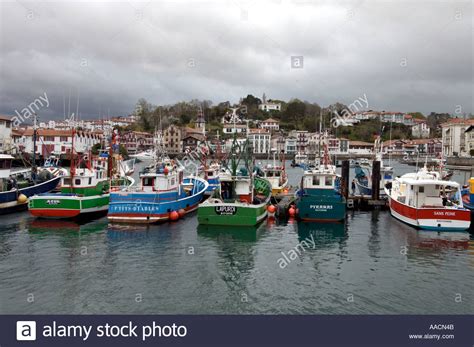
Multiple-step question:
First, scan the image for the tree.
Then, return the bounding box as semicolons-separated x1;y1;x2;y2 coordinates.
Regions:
427;112;451;137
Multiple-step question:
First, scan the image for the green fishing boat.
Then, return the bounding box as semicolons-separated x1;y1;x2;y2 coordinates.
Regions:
197;137;272;226
29;130;133;219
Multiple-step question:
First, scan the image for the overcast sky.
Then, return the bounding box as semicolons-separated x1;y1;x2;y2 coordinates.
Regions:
0;0;472;120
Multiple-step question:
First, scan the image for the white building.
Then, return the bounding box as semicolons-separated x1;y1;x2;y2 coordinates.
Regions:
411;121;430;138
289;130;310;153
247;129;271;154
16;128;103;156
465;125;474;156
0;115;13;153
223;124;247;135
258;93;281;112
285;137;297;155
442;118;474;156
260;118;280;132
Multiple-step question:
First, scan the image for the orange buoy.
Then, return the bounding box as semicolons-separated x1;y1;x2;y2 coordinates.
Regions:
178;209;186;218
288;207;296;217
283;188;289;194
163;167;169;175
267;205;276;213
169;211;179;221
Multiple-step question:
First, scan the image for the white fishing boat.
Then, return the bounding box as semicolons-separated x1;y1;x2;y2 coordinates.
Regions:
384;166;470;231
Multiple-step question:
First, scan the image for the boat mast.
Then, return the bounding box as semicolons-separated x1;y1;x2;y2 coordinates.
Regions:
70;128;76;192
108;128;114;178
32;112;38;181
319;108;323;165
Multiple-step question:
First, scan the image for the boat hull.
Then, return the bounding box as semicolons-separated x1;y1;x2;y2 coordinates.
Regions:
0;176;61;215
107;177;208;224
197;201;268;226
387;193;470;231
296;194;346;222
29;194;110;219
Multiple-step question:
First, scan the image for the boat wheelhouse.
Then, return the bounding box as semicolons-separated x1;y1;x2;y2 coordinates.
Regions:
385;167;470;231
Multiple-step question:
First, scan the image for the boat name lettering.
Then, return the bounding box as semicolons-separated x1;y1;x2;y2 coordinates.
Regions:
310;205;333;210
433;211;456;216
46;200;61;205
215;206;237;215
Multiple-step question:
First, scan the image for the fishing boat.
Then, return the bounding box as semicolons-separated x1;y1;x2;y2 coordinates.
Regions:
197;138;272;226
354;136;393;196
295;141;346;222
291;152;309;168
29;130;134;219
0;154;61;214
262;151;288;196
384;166;470;231
108;131;208;224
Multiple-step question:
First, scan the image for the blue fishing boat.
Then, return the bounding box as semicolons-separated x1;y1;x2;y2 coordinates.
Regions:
108;154;208;224
295;143;346;222
0;154;61;214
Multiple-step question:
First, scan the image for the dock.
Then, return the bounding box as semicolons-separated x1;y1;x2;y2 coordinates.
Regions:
346;195;388;210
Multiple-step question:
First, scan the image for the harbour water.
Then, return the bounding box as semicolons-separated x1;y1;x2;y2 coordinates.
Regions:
0;161;473;314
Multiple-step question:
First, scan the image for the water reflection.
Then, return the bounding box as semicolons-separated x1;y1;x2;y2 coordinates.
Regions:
197;224;264;242
409;231;470;250
296;221;348;249
27;219;107;236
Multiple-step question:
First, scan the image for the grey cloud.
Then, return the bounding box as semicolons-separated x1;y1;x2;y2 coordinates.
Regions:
0;0;472;120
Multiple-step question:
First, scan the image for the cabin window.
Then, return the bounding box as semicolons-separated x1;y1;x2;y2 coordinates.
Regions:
325;176;332;186
63;178;71;186
208;172;213;177
75;178;81;185
88;177;92;185
312;176;318;185
267;172;274;177
418;186;424;193
143;177;154;186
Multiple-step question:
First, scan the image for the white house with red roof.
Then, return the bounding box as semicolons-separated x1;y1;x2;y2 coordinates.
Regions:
260;118;280;132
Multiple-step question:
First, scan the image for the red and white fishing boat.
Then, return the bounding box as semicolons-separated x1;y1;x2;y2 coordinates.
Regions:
384;166;470;231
